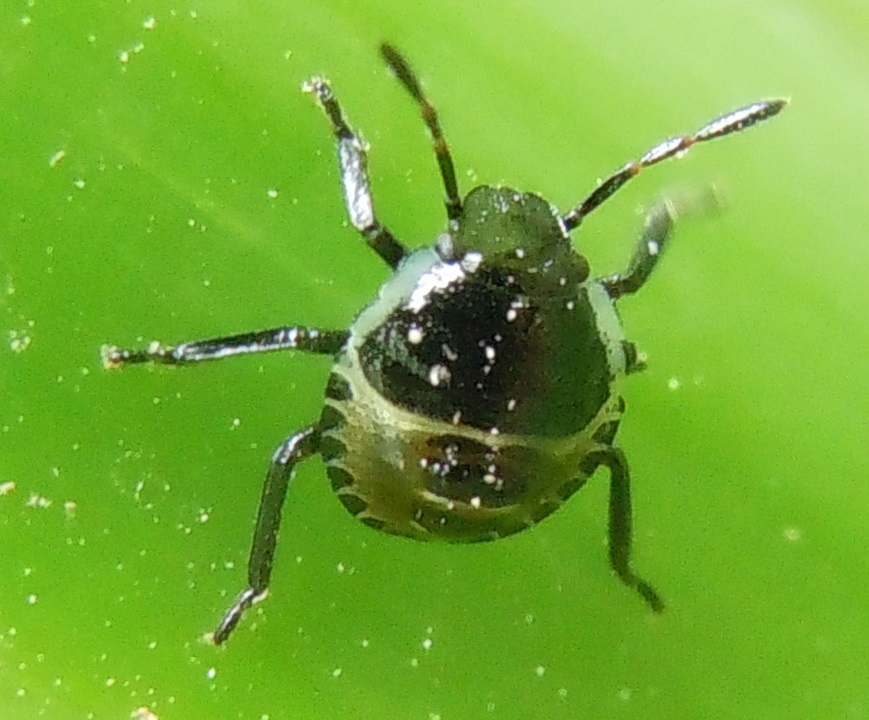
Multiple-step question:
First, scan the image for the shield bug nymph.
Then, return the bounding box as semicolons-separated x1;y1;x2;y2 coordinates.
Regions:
102;45;787;644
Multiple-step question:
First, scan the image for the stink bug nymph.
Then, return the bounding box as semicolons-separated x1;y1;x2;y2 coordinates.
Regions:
102;45;787;644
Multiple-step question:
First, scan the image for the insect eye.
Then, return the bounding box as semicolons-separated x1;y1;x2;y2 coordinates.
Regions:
435;232;457;261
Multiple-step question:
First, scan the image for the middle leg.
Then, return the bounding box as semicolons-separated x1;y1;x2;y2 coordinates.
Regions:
102;326;348;368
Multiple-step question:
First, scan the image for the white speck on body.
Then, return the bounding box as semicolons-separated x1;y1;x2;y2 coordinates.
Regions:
461;251;483;273
428;364;451;387
407;326;424;344
647;240;660;256
405;262;465;312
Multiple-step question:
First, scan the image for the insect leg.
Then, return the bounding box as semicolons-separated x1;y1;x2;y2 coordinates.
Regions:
601;187;722;299
305;77;408;269
562;98;787;231
102;326;348;368
212;425;321;645
380;44;462;224
599;447;665;613
622;340;647;375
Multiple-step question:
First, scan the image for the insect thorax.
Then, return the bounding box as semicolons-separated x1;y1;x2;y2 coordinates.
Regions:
317;187;631;541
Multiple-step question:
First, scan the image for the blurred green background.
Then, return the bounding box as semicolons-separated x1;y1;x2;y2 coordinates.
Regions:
2;1;868;719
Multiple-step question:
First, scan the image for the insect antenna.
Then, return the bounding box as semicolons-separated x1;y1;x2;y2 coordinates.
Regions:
562;98;788;232
381;43;463;224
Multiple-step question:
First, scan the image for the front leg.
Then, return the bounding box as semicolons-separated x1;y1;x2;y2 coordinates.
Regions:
304;77;408;269
602;186;723;299
212;426;321;645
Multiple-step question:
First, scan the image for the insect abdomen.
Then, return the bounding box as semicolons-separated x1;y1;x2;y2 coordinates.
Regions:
318;352;625;543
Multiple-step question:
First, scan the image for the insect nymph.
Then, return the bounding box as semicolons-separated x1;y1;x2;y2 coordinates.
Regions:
103;45;786;644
